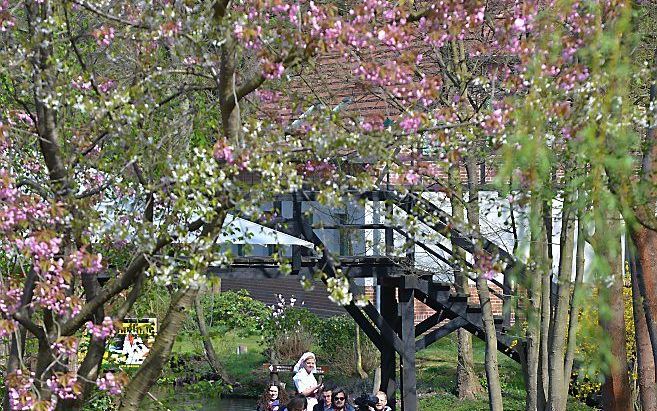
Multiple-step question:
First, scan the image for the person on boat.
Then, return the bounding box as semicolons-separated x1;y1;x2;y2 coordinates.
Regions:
373;391;392;411
328;387;355;411
292;352;322;411
257;384;289;411
313;383;333;411
283;395;308;411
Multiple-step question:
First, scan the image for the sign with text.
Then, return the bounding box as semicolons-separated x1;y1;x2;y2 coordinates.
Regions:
104;318;158;368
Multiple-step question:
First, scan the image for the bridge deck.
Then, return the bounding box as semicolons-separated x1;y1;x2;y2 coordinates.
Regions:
210;255;407;279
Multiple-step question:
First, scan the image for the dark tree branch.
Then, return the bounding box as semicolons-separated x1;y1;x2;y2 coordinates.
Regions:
16;178;50;199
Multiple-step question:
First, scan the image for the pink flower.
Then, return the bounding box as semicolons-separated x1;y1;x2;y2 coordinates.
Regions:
405;169;420;185
399;116;421;132
94;26;115;46
213;141;235;163
86;316;116;340
97;372;126;395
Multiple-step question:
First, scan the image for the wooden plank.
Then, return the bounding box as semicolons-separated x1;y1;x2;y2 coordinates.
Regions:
415;310;445;337
343;303;385;352
415;317;468;352
362;303;406;357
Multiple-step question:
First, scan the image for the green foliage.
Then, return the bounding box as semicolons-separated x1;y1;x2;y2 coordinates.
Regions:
315;315;355;353
203;290;271;336
81;389;117;411
260;306;321;346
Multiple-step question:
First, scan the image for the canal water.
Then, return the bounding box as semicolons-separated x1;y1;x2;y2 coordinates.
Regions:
146;393;255;410
174;397;254;410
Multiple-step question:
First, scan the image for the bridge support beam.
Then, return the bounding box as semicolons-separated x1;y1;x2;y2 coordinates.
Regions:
380;285;398;410
399;288;417;411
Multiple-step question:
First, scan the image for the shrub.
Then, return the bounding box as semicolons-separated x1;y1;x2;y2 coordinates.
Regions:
260;295;320;347
272;329;315;362
204;290;272;336
316;315;378;376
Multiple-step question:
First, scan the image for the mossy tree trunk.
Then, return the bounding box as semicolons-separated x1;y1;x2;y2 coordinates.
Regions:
448;162;483;400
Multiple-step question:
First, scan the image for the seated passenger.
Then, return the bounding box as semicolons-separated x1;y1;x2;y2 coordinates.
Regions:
257;384;289;411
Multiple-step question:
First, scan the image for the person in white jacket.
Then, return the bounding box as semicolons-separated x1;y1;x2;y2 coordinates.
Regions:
292;352;322;411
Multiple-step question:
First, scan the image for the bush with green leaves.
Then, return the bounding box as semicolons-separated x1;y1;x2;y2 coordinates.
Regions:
204;290;272;336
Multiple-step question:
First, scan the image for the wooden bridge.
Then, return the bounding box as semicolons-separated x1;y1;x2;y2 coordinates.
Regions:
214;189;523;411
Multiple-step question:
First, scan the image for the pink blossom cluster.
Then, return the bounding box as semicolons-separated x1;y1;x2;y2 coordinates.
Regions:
262;59;285;80
98;80;116;94
399;116;421;133
404;169;421;185
213;140;235;164
15;235;61;259
213;140;250;170
69;248;104;274
418;3;486;48
14;111;34;127
46;372;81;400
51;336;80;357
96;372;127;395
255;89;282;104
481;102;513;137
7;369;40;410
33;264;82;317
475;252;497;281
71;76;92;91
93;25;115;46
0;0;15;32
557;65;589;92
0;283;22;316
86;316;116;340
0;197;53;231
298;160;336;179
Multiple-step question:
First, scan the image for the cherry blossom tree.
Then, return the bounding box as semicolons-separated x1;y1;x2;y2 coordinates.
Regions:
2;0;655;410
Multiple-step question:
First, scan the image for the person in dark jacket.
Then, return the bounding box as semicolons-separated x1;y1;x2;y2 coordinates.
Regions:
257;384;289;411
312;383;334;411
329;387;355;411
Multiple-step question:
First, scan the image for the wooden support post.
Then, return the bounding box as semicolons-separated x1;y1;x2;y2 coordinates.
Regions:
399;288;417;411
380;285;398;410
385;201;394;256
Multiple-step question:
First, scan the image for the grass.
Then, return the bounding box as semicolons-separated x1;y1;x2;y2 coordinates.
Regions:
416;338;596;410
167;329;597;410
170;329;268;396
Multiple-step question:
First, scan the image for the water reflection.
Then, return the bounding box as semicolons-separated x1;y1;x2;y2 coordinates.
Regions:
146;392;255;410
179;397;254;410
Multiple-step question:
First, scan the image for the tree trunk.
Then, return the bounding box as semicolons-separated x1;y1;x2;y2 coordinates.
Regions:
526;196;547;411
630;226;657;379
563;213;586;390
119;286;199;411
449;162;484;400
476;276;505;411
465;159;503;411
355;325;369;379
194;290;233;384
547;199;576;411
538;202;552;411
599;219;632;411
629;236;657;411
